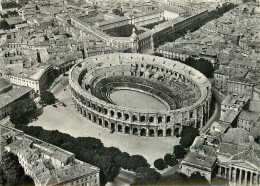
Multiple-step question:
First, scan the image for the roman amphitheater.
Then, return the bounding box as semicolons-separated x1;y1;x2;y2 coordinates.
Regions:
69;53;212;137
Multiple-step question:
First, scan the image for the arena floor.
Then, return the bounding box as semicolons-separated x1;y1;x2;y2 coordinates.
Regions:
109;89;168;111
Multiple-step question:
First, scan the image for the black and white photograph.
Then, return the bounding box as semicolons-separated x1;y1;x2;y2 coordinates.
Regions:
0;0;260;185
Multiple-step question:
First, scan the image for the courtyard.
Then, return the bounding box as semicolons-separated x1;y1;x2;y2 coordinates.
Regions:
30;84;180;165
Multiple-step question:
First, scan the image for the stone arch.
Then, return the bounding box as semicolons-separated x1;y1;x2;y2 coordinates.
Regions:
158;129;163;137
140;116;146;122
149;116;154;123
98;118;102;126
158;116;163;123
93;115;97;123
118;124;122;132
166;128;172;136
149;129;155;137
117;112;122;119
174;128;180;136
88;113;92;120
132;115;138;122
110;110;115;117
190;112;193;118
124;113;129;121
133;128;138;135
111;123;115;130
105;120;108;128
140;128;147;136
125;126;130;134
103;108;108;115
166;116;171;123
97;106;101;112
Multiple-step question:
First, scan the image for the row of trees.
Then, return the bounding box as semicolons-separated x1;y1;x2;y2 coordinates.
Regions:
153;53;214;78
132;170;208;185
182;57;214;78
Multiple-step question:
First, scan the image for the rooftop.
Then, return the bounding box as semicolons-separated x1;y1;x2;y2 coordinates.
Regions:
0;86;32;109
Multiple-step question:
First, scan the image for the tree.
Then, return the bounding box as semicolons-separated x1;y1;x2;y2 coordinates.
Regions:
10;99;38;125
129;155;150;171
40;91;56;105
154;158;167;170
180;126;199;148
0;152;34;186
183;57;214;78
164;153;177;166
189;172;209;184
134;167;162;185
161;172;189;182
173;145;186;159
93;155;120;185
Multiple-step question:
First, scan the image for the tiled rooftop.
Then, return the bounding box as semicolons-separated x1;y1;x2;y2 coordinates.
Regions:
0;86;32;108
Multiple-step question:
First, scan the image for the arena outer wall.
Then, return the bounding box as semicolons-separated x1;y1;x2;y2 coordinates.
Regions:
69;53;212;137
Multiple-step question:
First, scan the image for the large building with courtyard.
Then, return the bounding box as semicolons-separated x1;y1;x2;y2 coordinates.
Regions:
69;53;212;137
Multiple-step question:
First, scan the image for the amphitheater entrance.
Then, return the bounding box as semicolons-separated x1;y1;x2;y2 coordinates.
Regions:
125;126;130;134
118;124;123;132
166;129;172;136
158;129;163;137
174;128;180;136
140;128;147;136
149;129;155;137
109;89;168;111
133;128;138;135
111;123;115;131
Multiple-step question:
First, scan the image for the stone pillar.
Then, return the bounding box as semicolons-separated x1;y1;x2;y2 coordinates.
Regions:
244;171;248;186
154;128;158;137
102;118;105;128
162;129;166;137
250;172;253;185
234;168;237;183
256;173;259;185
122;125;125;134
207;99;210;119
200;108;204;128
229;167;232;181
239;169;242;184
138;128;141;136
108;121;111;130
130;127;133;135
225;167;227;178
218;166;222;176
155;116;158;124
137;113;140;123
146;128;149;137
115;123;118;132
194;109;197;129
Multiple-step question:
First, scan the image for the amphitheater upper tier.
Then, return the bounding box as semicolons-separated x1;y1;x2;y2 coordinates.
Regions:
69;53;212;137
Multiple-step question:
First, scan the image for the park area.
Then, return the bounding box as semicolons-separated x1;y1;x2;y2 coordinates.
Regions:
29;84;180;165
